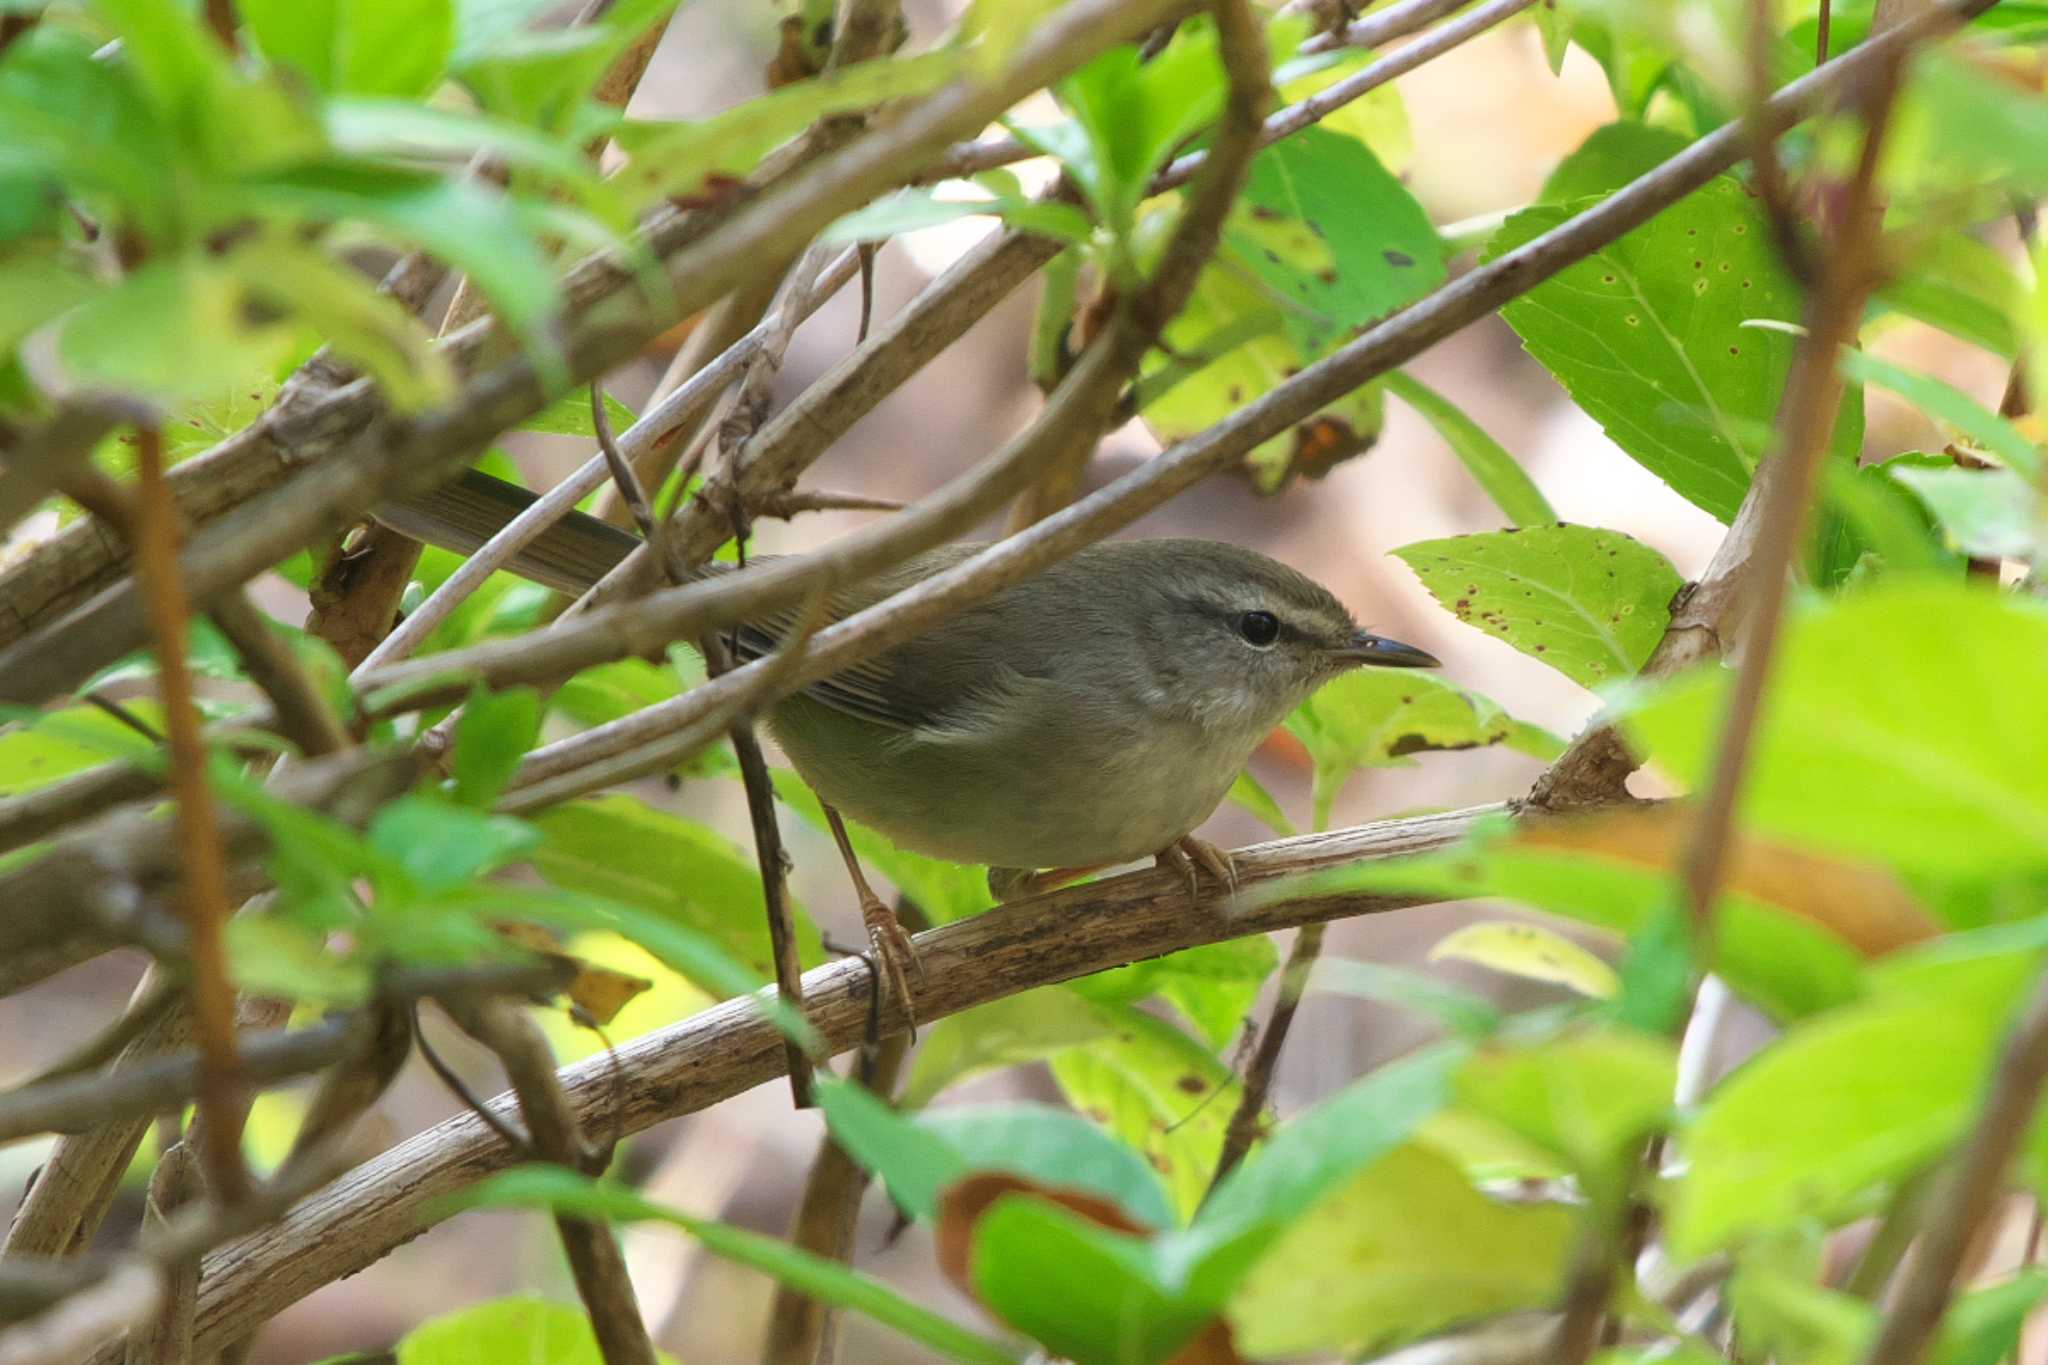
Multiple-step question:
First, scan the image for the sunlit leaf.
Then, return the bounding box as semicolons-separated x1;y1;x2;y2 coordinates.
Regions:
1395;524;1681;690
1227;1142;1571;1358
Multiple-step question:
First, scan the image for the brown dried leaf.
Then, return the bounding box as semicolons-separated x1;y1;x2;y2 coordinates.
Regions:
1517;805;1940;956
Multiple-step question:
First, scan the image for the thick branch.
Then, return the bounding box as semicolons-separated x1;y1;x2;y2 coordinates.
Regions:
117;806;1488;1362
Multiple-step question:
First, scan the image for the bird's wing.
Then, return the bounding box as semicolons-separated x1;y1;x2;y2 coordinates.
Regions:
724;545;994;733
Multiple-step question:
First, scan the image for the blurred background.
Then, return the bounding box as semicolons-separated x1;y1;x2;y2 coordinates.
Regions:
0;1;2017;1359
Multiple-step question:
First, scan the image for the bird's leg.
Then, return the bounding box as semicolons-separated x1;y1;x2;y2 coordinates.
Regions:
1153;835;1238;908
988;863;1111;903
824;803;924;1038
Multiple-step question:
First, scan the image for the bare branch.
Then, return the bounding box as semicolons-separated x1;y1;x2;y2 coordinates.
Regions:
207;593;351;758
1857;973;2048;1365
106;805;1490;1363
446;998;659;1365
1208;921;1324;1192
0;0;1197;706
129;427;249;1207
0;1017;361;1148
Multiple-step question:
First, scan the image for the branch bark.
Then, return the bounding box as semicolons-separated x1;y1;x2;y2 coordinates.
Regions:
103;805;1488;1363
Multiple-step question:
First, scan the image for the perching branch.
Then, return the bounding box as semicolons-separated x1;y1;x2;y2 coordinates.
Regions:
95;805;1490;1364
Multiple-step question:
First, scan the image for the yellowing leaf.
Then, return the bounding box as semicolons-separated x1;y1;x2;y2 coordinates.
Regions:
1429;921;1619;998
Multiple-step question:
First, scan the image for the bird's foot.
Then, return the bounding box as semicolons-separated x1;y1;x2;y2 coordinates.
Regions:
858;892;925;1043
1154;835;1238;908
987;863;1109;903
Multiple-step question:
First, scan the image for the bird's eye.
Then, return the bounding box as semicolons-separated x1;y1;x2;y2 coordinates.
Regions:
1237;610;1281;647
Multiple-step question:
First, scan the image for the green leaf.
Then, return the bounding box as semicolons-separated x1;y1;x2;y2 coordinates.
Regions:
1889;461;2043;561
1226;1141;1572;1358
1287;670;1525;829
0;29;178;242
969;1198;1207;1365
528;795;823;985
227;234;453;410
1487;176;1858;522
1139;126;1445;493
1669;982;2026;1258
463;1168;1019;1364
1198;1041;1466;1247
816;1077;1175;1229
395;1294;677;1365
1311;957;1503;1037
1395;525;1682;690
1229;127;1447;349
1454;1030;1674;1183
518;385;638;438
452;685;540;808
1225;769;1296;838
1538;121;1691;204
1429;921;1619;999
1811;452;1965;587
1139;262;1382;492
1073;937;1280;1048
51;257;298;405
1840;349;2040;478
1621;583;2048;877
1050;1002;1238;1222
239;162;559;343
1043;23;1228;243
548;657;679;728
611;51;957;208
244;0;456;98
1873;228;2021;359
1903;49;2048;197
451;0;681;133
0;704;160;796
900;988;1113;1108
1381;371;1554;526
367;795;537;891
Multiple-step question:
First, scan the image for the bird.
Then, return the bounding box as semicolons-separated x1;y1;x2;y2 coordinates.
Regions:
378;469;1440;1020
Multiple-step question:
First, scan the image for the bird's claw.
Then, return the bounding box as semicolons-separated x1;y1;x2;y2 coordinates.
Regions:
859;895;924;1043
1155;836;1238;909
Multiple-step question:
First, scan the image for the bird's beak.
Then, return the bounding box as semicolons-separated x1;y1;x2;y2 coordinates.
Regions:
1331;631;1441;669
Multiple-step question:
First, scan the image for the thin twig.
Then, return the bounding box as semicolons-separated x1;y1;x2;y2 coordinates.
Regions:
0;0;1196;707
361;248;860;671
763;1028;913;1365
129;427;250;1208
0;1016;361;1147
1550;45;1906;1362
751;488;906;517
1207;921;1324;1193
1747;0;1817;285
123;1142;199;1365
207;593;351;757
25;976;185;1086
702;631;818;1110
1857;974;2048;1365
446;997;659;1365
